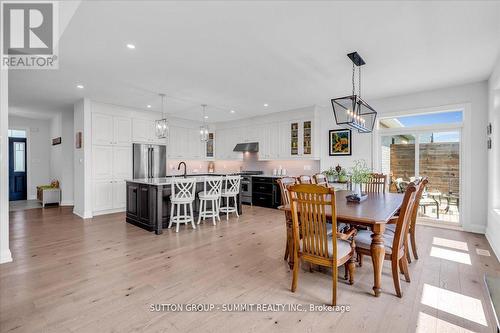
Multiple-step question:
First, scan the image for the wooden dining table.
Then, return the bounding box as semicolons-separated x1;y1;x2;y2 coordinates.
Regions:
279;190;405;297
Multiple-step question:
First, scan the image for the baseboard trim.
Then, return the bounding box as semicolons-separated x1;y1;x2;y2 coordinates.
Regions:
93;208;126;216
485;232;500;262
73;209;93;219
0;249;13;264
60;201;74;206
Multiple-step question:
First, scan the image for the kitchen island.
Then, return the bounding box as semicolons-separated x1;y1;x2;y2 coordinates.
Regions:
126;176;242;235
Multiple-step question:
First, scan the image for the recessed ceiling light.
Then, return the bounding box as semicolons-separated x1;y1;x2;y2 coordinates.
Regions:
146;104;152;108
263;103;269;107
126;43;136;49
204;115;209;119
76;84;84;89
230;110;235;114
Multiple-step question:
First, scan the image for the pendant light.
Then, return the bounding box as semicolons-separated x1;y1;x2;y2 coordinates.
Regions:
155;93;169;139
331;52;377;133
199;104;209;142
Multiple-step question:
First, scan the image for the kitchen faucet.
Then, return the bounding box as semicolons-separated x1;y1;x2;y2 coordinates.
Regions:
177;161;187;178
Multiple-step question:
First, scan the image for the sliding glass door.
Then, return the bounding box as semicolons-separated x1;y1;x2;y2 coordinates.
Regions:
378;111;463;226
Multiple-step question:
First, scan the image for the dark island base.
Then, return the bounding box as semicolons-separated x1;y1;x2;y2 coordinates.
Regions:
126;181;242;234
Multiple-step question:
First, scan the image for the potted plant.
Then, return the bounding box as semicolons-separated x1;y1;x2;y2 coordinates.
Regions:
350;159;371;197
322;167;337;182
337;168;348;183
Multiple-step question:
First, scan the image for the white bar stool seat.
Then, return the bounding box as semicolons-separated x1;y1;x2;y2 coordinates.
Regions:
197;176;223;225
168;178;197;232
219;175;241;220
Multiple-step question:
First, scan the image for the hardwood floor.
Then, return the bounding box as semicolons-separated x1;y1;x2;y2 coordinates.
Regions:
1;206;499;333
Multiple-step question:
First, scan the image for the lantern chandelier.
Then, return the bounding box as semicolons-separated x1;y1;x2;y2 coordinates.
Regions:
155;93;169;139
199;104;209;142
331;52;377;133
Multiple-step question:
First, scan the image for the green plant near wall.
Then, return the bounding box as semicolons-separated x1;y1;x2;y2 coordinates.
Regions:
350;159;371;184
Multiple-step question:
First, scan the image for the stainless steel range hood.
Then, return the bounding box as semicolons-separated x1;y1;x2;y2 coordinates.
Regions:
233;142;259;152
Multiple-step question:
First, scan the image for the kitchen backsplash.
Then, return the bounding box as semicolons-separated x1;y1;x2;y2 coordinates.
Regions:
167;153;320;176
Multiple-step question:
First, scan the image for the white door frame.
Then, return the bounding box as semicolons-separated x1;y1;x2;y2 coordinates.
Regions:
373;103;470;229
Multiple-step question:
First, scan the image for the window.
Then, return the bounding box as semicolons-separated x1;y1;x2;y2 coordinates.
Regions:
380;111;463;129
8;129;26;138
14;142;25;172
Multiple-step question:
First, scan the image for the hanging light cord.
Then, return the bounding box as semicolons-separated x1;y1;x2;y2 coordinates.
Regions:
352;63;356;97
358;65;361;99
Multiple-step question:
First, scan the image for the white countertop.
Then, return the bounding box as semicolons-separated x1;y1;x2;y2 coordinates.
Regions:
127;176;208;186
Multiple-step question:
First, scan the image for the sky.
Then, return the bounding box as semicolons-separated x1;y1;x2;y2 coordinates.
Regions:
396;111;462;142
397;111;463;127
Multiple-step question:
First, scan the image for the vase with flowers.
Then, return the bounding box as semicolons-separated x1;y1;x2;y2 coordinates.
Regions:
350;159;371;197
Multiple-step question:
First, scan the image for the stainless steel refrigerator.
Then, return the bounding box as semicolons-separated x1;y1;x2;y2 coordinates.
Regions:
133;143;167;179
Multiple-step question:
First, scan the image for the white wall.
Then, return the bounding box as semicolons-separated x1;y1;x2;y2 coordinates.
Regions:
486;58;500;260
50;112;74;205
73;99;92;218
9;115;51;199
0;66;11;264
319;81;489;234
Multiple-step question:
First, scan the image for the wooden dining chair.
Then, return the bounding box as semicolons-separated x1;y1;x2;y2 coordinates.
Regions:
386;177;428;263
297;175;313;184
313;173;329;187
277;177;298;266
289;184;357;306
363;173;387;193
355;183;418;297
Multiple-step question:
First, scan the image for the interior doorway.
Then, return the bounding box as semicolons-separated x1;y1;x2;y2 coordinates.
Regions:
8;129;27;201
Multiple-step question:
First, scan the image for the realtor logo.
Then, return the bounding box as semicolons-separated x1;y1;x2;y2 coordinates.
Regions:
1;1;58;69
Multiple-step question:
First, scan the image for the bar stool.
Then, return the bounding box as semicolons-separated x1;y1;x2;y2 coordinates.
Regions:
197;176;223;225
168;177;197;232
220;175;241;220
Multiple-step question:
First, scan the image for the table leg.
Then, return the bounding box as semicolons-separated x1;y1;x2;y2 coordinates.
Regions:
370;224;385;297
156;185;163;235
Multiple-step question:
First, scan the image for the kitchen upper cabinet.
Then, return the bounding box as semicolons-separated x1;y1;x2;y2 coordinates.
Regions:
258;123;279;161
167;126;204;160
216;127;243;160
92;113;113;145
282;118;316;159
132;118;153;143
92;113;131;146
113;117;132;146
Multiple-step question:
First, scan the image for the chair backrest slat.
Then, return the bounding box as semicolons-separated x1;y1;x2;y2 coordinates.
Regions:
289;184;337;261
392;183;418;253
171;178;197;200
277;177;297;206
313;173;328;187
223;175;241;195
362;173;387;193
298;175;313;184
203;176;223;196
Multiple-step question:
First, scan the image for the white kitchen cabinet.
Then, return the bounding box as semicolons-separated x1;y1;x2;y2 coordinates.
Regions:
279;118;316;159
113;117;132;146
258;123;279;160
92;113;131;146
132;118;152;143
112;181;127;209
92;146;113;180
215;128;243;160
93;180;114;212
92;113;113;145
113;146;132;180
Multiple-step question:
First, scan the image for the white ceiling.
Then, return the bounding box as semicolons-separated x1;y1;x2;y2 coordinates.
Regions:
8;1;500;122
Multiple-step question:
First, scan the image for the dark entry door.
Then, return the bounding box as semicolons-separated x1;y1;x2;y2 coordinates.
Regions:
9;137;27;201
